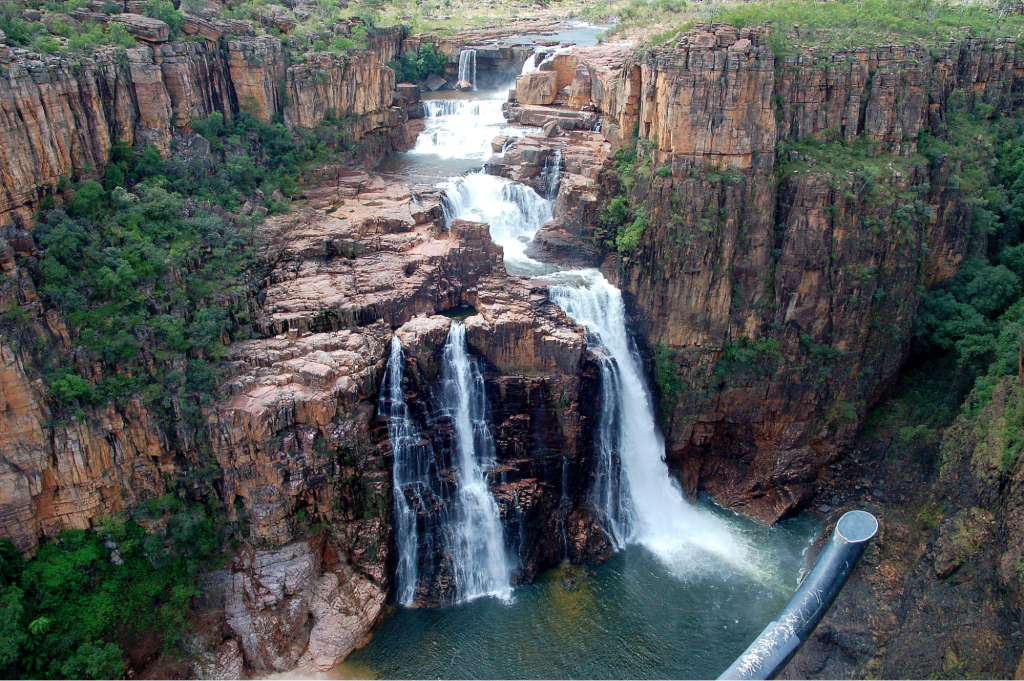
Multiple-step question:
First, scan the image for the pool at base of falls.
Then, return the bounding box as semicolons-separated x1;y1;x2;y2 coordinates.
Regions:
331;511;819;680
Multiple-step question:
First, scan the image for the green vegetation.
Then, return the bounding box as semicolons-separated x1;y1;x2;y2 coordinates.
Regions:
15;110;355;421
596;0;1024;52
719;0;1024;52
140;0;185;37
387;43;446;84
913;118;1024;415
715;336;782;378
598;138;654;254
0;498;226;679
27;144;259;418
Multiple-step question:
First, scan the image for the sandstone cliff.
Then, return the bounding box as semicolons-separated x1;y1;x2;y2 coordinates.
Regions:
0;26;407;227
514;26;1024;522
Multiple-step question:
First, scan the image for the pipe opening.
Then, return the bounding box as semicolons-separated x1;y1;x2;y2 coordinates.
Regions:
836;510;878;544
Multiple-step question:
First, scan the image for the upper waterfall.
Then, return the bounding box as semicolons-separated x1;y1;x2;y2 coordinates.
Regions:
458;49;478;89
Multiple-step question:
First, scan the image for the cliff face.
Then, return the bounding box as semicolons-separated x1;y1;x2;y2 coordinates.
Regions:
529;28;1024;522
782;377;1024;679
0;28;406;227
0;171;610;673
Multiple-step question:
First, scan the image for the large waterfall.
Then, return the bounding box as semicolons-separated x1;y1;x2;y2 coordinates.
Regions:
440;322;513;602
382;329;512;606
549;270;757;577
380;337;447;606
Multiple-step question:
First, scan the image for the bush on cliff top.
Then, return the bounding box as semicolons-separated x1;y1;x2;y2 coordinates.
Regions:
719;0;1024;51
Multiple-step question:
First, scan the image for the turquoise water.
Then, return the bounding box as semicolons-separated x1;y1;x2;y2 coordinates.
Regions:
338;509;820;679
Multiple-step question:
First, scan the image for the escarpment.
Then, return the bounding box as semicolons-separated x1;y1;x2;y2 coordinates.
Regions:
505;26;1024;522
0;25;408;226
0;163;608;673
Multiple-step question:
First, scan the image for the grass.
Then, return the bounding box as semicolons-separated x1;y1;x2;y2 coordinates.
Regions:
592;0;1024;51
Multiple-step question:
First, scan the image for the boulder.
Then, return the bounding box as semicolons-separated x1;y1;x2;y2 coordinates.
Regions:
182;15;222;41
515;71;556;105
424;73;447;91
112;13;171;42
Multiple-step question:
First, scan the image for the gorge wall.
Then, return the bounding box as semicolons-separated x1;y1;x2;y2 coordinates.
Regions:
525;27;1024;522
0;20;407;227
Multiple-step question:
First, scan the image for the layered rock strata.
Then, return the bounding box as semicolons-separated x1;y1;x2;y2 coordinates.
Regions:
0;27;408;225
510;28;1024;521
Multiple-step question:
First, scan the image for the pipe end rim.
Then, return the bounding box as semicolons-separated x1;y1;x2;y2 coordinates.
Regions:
836;510;878;544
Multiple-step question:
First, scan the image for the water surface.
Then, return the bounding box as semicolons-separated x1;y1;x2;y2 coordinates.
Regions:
337;511;819;679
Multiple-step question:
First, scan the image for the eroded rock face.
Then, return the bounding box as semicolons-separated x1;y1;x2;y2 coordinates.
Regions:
517;28;1024;522
0;31;408;225
197;536;385;676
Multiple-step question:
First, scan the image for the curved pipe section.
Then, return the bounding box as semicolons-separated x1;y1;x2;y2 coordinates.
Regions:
718;510;879;681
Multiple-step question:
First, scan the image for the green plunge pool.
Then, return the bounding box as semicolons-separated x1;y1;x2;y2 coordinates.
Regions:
330;509;820;679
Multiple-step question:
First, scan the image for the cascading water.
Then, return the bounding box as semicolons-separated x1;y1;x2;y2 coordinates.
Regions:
380;336;449;606
549;270;760;578
520;48;542;75
458;49;477;89
440;172;552;268
413;98;518;160
440;322;513;602
541;149;562;202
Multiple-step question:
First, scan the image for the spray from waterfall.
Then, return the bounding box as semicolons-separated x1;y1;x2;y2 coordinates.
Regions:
440;322;513;602
458;49;477;89
549;270;762;580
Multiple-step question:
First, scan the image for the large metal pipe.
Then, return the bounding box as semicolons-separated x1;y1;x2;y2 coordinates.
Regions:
718;510;879;680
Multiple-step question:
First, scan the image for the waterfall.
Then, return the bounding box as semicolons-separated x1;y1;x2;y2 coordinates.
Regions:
380;336;449;606
458;49;477;89
413;98;523;160
440;172;551;266
520;49;540;75
549;270;759;578
440;322;512;602
541;149;562;202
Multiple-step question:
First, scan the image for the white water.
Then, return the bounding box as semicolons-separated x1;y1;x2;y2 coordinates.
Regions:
458;49;477;89
390;20;763;606
440;172;552;268
380;337;422;606
441;322;513;602
548;270;761;579
412;96;525;160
